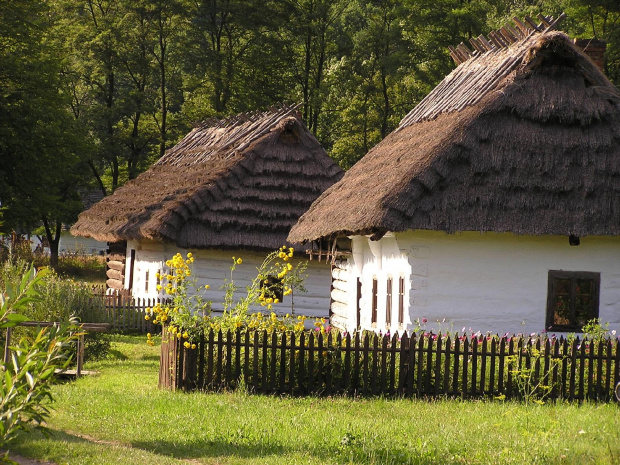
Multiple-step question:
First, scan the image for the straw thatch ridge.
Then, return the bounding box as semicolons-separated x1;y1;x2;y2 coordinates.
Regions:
288;31;620;243
71;104;343;250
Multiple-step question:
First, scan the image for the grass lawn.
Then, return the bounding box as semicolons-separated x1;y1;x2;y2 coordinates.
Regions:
6;335;620;465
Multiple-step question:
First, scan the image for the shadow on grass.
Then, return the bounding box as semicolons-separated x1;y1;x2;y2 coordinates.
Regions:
107;349;128;360
130;437;443;464
12;428;445;465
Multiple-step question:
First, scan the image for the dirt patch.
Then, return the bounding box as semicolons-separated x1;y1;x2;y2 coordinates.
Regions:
1;453;56;465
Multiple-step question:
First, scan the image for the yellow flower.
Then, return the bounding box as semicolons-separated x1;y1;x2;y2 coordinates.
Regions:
287;263;293;271
182;332;189;339
204;284;210;290
156;285;162;291
184;341;191;349
268;304;273;310
236;258;242;265
191;343;197;350
145;315;150;321
187;252;193;258
274;298;279;304
284;288;292;296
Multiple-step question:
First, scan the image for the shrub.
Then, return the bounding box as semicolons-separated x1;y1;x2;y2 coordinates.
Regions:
0;265;78;448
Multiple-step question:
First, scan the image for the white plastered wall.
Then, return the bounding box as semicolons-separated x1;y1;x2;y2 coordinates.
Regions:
345;230;620;335
125;240;331;318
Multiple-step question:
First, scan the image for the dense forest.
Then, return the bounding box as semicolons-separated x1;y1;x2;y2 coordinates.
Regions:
0;0;619;256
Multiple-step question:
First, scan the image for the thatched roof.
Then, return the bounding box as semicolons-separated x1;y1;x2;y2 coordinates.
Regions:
71;104;343;250
289;20;620;243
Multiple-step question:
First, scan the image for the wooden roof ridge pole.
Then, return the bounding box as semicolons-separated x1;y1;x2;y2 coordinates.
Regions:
513;17;530;35
469;37;486;54
448;45;466;65
545;13;567;32
500;27;518;43
537;14;551;28
524;16;542;32
506;24;524;40
477;34;494;51
456;43;473;59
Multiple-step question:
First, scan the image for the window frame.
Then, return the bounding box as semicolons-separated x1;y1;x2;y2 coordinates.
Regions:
385;277;393;327
546;270;600;332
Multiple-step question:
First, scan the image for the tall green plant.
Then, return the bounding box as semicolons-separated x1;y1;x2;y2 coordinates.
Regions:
0;265;78;448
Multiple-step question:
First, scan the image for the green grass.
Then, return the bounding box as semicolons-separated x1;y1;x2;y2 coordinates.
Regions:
6;335;620;465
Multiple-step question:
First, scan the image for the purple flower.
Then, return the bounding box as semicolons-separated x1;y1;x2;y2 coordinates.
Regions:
422;318;428;323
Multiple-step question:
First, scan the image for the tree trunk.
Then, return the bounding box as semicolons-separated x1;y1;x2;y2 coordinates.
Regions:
43;217;62;271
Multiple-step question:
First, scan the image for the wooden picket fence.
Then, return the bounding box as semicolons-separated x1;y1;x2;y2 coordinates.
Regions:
159;330;620;402
84;289;162;334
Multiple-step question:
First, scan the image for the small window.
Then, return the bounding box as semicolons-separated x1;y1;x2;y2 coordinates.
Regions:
547;271;600;331
145;270;149;293
386;277;393;326
398;277;405;325
264;275;284;301
371;278;378;324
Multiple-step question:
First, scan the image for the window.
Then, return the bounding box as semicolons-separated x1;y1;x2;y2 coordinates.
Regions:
264;275;284;301
398;277;405;326
371;278;378;324
546;271;600;331
386;277;393;326
145;270;149;293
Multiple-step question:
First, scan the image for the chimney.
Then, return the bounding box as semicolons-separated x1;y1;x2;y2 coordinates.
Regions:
574;38;606;74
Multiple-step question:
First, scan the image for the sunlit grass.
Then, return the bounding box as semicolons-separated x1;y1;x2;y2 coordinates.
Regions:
7;335;620;465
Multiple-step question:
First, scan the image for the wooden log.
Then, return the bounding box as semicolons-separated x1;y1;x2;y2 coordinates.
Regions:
107;260;125;272
537;13;551;28
499;27;517;43
506;24;523;40
478;34;494;51
546;12;567;32
106;268;123;281
512;16;530;35
524;16;542;32
469;37;486;54
106;278;123;290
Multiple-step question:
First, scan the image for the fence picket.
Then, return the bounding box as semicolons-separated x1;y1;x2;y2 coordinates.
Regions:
156;331;619;402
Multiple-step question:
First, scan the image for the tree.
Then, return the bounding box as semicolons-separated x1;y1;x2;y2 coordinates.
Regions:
0;0;90;269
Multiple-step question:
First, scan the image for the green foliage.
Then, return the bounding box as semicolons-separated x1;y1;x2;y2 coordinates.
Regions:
506;339;561;405
0;264;78;448
0;259;111;362
581;317;611;342
147;248;316;348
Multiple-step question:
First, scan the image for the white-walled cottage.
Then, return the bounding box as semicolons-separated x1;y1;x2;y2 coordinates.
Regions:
71;104;343;317
289;20;620;334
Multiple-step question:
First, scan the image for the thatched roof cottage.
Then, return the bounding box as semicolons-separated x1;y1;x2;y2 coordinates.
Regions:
289;17;620;334
72;104;343;315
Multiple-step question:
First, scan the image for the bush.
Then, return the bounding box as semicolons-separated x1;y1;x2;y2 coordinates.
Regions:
0;265;78;448
0;259;111;362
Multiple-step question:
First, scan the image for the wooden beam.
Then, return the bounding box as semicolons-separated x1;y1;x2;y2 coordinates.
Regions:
477;34;494;51
546;12;567;32
537;13;551;28
524;16;542;32
469;37;486;54
456;42;473;60
500;26;518;43
506;24;523;40
512;17;530;35
448;45;465;65
488;31;507;48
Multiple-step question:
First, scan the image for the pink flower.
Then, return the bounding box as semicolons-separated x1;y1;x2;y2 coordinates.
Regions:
422;318;428;323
